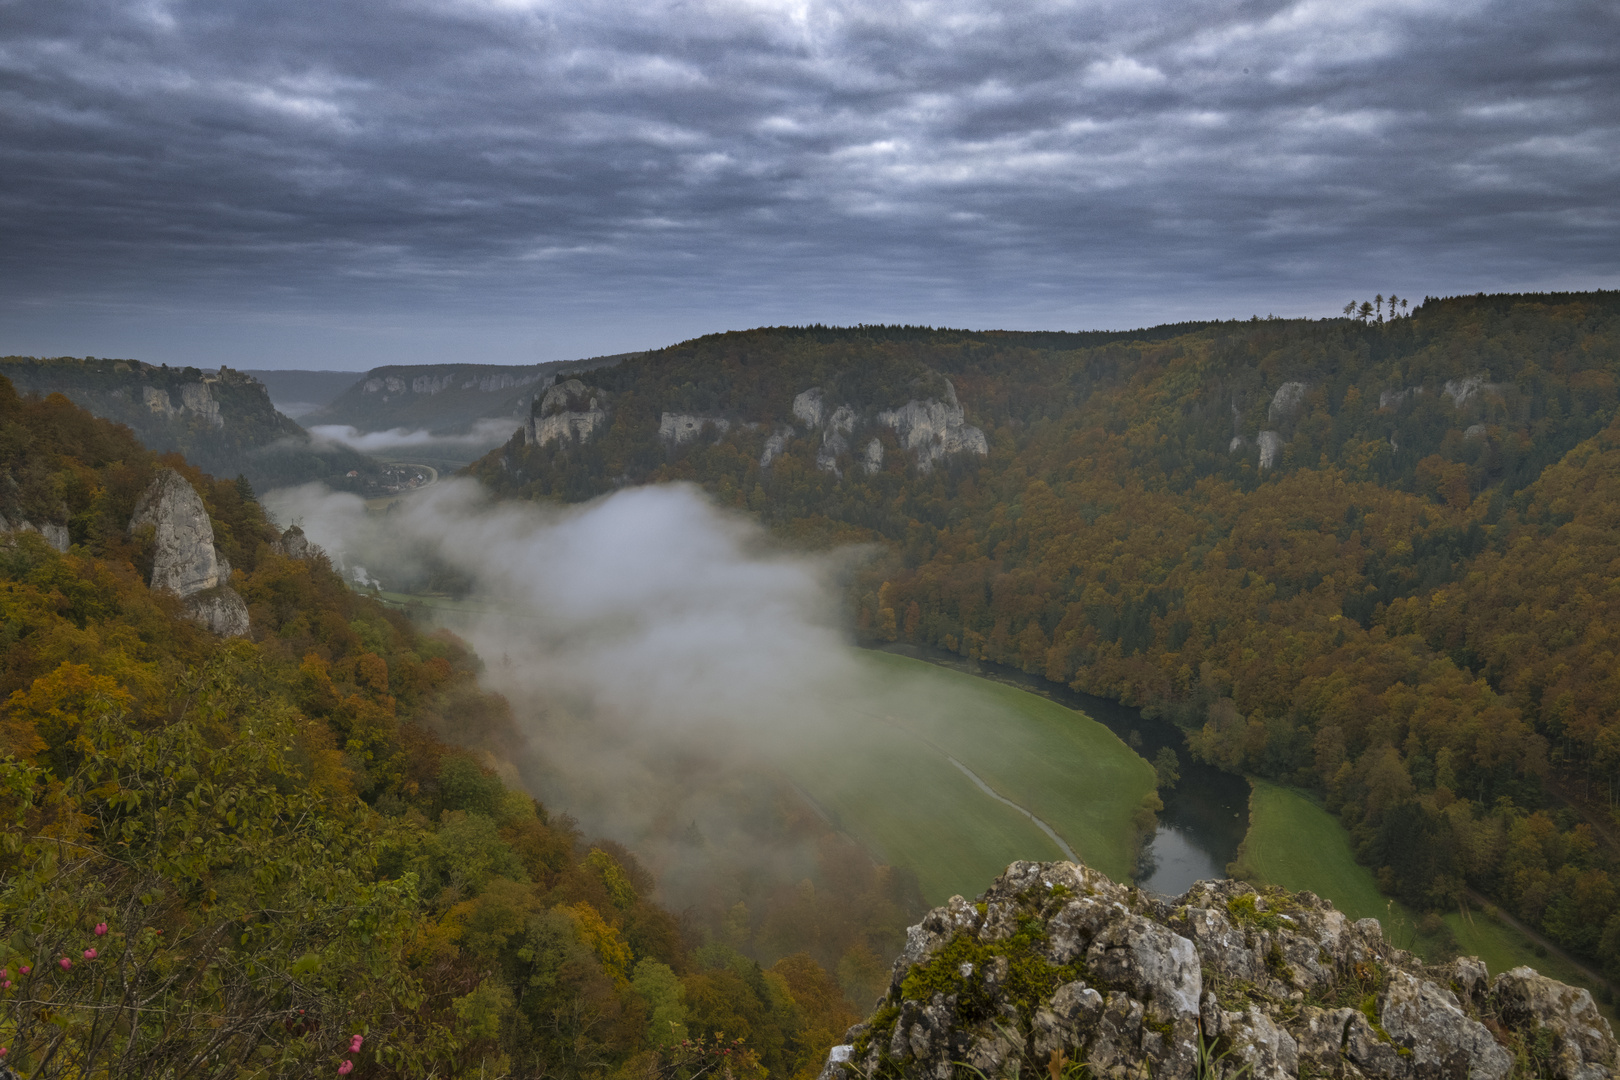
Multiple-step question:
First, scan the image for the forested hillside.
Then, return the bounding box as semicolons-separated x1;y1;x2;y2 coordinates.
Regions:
470;292;1620;981
0;382;859;1079
0;356;386;495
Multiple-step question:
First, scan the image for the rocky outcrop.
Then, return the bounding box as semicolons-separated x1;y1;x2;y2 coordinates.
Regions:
1257;430;1285;470
793;388;828;429
143;385;177;417
659;412;732;448
877;383;988;473
179;383;224;428
779;380;986;476
273;523;315;560
815;405;859;475
525;379;609;448
1268;382;1308;424
185;587;251;637
129;469;250;637
0;508;69;552
759;428;794;468
861;438;885;474
139;383;223;428
823;861;1614;1080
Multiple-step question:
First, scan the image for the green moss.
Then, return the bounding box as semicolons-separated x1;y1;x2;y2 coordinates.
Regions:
1358;993;1394;1044
897;918;1086;1030
1225;893;1284;932
850;1002;901;1063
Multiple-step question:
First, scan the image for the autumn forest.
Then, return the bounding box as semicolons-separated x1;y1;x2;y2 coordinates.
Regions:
481;292;1620;983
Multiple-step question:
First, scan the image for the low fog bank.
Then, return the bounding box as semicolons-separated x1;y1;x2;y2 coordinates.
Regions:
307;418;519;456
263;478;928;976
266;479;865;745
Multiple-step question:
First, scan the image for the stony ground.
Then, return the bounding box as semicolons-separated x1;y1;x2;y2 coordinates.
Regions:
821;860;1617;1080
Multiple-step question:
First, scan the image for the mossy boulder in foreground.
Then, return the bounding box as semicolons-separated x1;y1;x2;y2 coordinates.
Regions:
822;861;1616;1080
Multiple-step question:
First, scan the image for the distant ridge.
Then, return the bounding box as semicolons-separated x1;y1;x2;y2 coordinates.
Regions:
308;353;636;438
0;355;385;494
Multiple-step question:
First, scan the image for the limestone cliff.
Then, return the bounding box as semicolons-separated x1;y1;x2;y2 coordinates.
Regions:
525;379;610;448
823;860;1616;1080
0;510;69;552
787;378;988;477
876;383;989;473
129;469;250;637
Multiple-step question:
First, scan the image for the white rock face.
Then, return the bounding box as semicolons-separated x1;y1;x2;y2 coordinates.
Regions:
1228;435;1247;453
465;372;544;392
1257;430;1285;470
1465;423;1487;439
179;383;224;428
143;386;176;417
129;469;249;637
1379;971;1512;1080
792;388;826;429
1379;387;1421;409
1443;375;1486;407
876;395;989;473
659;412;732;447
187;589;251;637
759;428;793;468
526;379;608;447
0;512;70;552
816;431;850;476
131;469;225;597
1268;382;1308;424
788;380;985;474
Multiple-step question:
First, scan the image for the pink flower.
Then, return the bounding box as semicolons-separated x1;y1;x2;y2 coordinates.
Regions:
83;949;98;960
58;957;71;970
338;1061;354;1075
2;981;10;990
0;1046;7;1056
18;966;29;975
350;1035;364;1053
94;923;108;936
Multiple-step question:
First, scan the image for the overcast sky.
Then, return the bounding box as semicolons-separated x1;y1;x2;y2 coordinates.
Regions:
2;0;1616;369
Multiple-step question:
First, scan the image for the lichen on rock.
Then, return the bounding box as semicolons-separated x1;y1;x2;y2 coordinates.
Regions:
821;860;1616;1080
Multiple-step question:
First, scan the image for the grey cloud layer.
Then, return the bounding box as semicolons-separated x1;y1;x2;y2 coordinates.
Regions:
2;0;1616;361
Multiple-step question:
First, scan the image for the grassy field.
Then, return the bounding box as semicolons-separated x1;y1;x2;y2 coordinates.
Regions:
1236;779;1612;1012
1443;908;1603;995
781;652;1157;903
1233;780;1414;924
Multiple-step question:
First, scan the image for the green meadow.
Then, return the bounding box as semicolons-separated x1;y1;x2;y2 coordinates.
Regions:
782;652;1157;903
1236;779;1611;1014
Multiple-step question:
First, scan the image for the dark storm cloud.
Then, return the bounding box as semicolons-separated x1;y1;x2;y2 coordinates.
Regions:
1;0;1616;364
